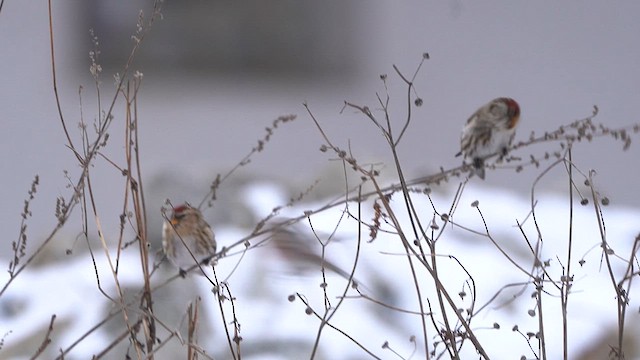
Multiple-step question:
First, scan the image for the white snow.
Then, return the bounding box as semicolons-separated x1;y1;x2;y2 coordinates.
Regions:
1;181;638;359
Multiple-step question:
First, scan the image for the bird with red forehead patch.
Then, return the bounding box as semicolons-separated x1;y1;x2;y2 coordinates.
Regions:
162;203;217;277
457;97;521;179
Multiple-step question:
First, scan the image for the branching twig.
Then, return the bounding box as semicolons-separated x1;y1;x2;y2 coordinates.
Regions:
29;315;56;360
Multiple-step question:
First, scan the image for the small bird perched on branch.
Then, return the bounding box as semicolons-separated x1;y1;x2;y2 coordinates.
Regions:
457;97;521;179
162;203;217;277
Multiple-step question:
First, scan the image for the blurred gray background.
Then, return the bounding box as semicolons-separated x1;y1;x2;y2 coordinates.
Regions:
1;1;639;259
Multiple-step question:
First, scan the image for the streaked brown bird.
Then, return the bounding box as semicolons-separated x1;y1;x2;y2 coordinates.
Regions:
457;97;521;179
162;203;216;277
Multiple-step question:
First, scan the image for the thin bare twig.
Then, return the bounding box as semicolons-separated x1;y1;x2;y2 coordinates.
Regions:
30;315;56;360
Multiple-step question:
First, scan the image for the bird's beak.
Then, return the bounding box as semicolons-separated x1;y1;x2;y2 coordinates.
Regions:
170;218;179;226
508;114;520;129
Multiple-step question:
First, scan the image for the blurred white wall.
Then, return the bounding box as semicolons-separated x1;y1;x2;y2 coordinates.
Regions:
0;1;639;259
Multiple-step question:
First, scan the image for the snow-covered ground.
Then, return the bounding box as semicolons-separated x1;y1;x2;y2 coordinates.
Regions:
1;179;638;359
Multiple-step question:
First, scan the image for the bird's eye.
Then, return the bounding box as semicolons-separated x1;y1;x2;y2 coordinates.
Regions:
172;205;189;220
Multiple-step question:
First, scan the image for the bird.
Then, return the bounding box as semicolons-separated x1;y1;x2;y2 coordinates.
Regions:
457;97;521;179
269;226;355;281
162;203;217;277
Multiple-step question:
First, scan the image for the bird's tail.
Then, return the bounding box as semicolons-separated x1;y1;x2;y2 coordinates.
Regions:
472;158;486;180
